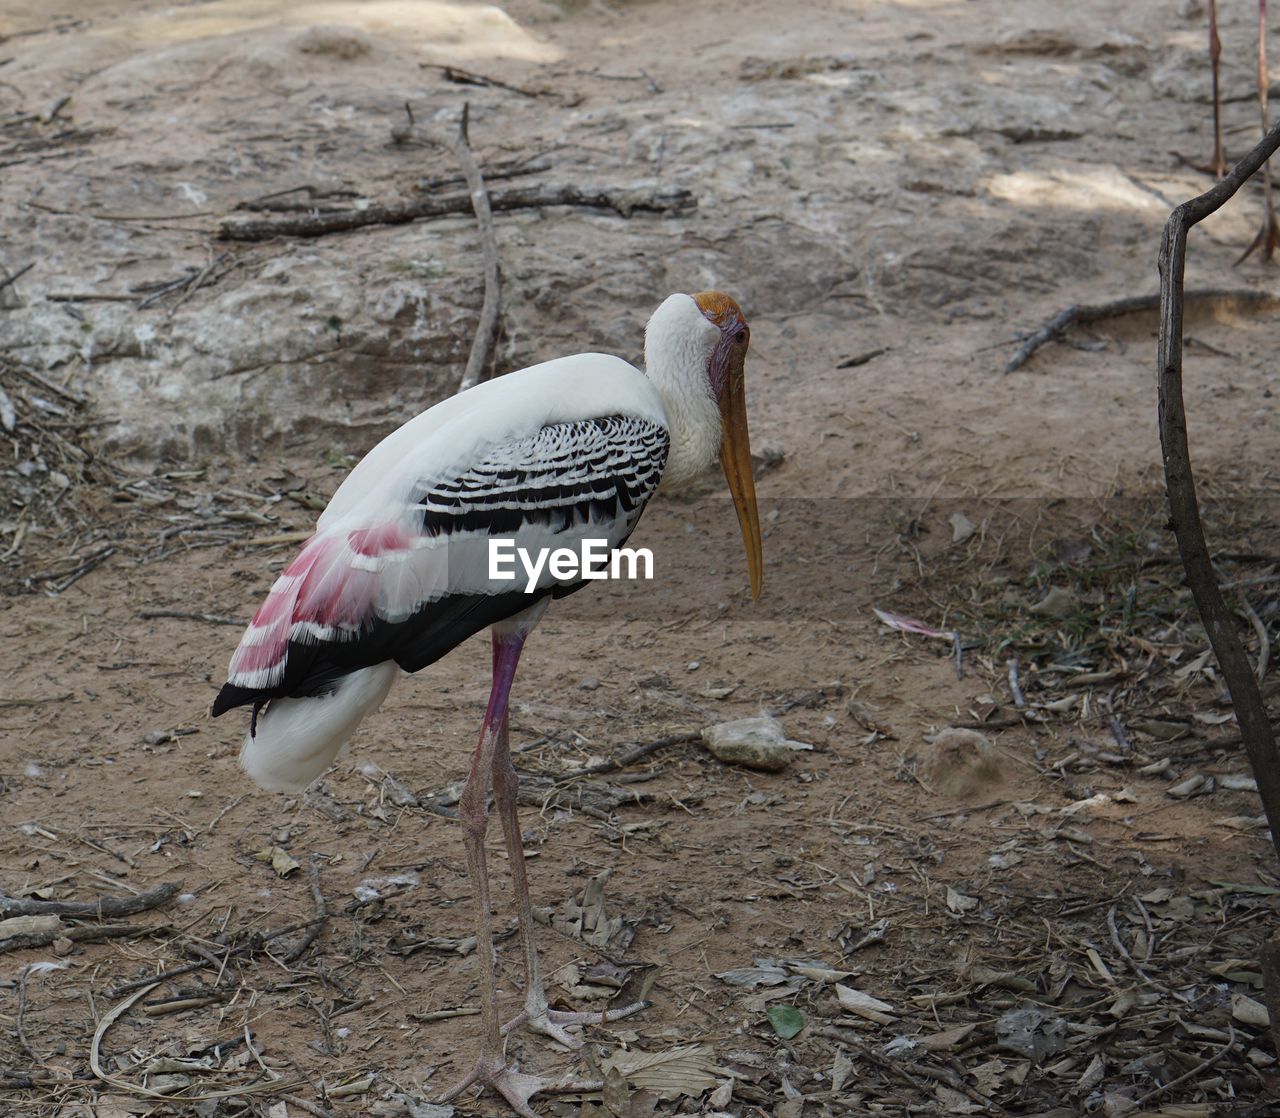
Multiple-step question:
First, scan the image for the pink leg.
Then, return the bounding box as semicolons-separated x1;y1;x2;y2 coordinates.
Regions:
1209;0;1226;177
437;632;602;1117
1238;0;1280;263
491;699;649;1048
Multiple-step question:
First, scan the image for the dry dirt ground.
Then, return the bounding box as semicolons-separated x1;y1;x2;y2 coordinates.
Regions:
5;1;1280;1116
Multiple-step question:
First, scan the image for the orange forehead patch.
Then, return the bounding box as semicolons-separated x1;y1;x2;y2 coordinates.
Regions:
693;291;744;327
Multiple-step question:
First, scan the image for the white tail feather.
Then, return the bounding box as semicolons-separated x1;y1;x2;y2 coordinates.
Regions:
240;663;398;792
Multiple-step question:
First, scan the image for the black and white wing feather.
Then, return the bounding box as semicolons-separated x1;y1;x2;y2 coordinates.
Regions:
214;412;669;713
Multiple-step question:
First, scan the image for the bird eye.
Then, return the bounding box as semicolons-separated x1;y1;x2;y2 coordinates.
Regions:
734;329;747;344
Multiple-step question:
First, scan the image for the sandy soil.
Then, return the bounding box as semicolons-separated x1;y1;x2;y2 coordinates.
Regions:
4;1;1280;1116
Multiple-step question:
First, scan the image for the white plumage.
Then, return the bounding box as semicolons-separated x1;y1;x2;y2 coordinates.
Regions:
240;662;398;792
213;291;762;1115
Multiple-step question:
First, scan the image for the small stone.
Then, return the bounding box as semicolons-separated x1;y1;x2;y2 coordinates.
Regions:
950;512;976;542
1028;586;1073;618
577;677;600;691
702;716;812;772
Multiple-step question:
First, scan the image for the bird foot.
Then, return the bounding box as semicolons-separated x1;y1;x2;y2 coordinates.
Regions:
437;1053;601;1118
502;998;651;1049
1236;207;1280;265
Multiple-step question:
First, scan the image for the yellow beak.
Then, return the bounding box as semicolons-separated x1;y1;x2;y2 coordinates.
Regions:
718;346;764;599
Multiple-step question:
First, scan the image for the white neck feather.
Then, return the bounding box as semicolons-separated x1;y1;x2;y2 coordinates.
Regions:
644;294;722;488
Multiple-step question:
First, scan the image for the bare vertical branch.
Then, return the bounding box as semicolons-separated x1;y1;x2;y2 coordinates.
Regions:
1157;116;1280;865
392;102;501;394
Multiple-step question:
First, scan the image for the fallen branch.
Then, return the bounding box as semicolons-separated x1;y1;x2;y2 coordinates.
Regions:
281;855;328;963
393;103;501;392
218;181;696;242
560;731;701;778
0;923;159;954
1156;115;1280;868
0;879;181;919
1007;288;1280;372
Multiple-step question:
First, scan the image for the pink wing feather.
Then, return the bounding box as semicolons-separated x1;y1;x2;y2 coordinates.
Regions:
227;520;414;690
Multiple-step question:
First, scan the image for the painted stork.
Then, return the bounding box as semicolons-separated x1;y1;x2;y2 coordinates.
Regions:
210;291;763;1114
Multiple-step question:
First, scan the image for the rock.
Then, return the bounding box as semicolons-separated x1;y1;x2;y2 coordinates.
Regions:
919;728;1005;798
1028;585;1073;618
702;716;812;772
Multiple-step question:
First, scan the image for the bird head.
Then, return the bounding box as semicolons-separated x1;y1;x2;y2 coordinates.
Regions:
694;291;763;600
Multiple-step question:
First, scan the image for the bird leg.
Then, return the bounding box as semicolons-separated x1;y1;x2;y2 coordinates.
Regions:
1239;0;1280;264
490;702;648;1048
438;632;600;1118
1208;0;1227;178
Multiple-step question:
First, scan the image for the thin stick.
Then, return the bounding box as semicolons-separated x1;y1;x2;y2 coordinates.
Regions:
15;968;38;1063
0;359;88;405
281;1095;335;1118
139;609;245;626
47;546;114;593
420;62;549;99
1157;114;1280;866
282;855;328;963
0;261;33;293
1236;591;1271;683
1131;1024;1235;1107
560;731;701;778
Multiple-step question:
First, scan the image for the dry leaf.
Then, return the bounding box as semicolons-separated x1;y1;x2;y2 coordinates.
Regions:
933;1085;980;1113
253;846;300;877
831;1048;854;1092
708;1080;733;1108
601;1044;718;1101
946;886;979;914
920;1022;977;1052
970;1057;1010;1094
602;1066;630;1118
1232;992;1270;1027
715;961;792;988
835;983;896;1024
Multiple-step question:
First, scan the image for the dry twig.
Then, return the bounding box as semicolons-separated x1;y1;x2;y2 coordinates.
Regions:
420;62;550;99
282;855;329;963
